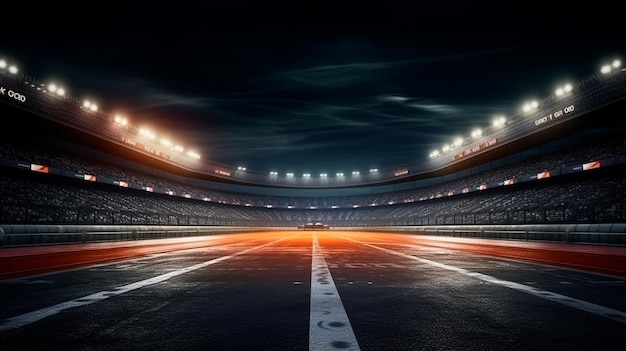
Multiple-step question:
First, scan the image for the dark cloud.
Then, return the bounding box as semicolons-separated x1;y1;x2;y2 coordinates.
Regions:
2;1;623;175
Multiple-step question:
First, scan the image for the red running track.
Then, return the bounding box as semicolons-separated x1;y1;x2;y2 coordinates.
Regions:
0;231;625;281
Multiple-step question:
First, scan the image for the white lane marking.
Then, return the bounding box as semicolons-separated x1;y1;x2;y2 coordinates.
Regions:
0;236;294;332
347;238;626;324
309;233;361;351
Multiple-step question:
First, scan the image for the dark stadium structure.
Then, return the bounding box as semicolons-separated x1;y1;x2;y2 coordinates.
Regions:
0;57;625;247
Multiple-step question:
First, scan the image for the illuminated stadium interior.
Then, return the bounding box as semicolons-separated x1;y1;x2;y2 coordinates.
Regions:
0;55;625;239
2;3;626;347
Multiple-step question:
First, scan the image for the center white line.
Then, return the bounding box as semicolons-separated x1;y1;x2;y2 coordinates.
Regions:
309;233;361;351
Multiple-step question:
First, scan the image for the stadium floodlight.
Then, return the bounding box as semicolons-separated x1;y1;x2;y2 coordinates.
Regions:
82;100;98;112
429;150;440;158
47;83;66;97
160;138;173;148
352;171;360;175
522;100;538;113
471;128;482;139
237;166;246;171
369;168;378;173
114;115;128;126
453;137;463;148
286;172;294;177
336;172;344;177
554;83;573;97
303;173;311;178
612;59;622;68
269;171;278;175
600;59;622;74
139;127;156;140
442;144;450;153
186;150;200;159
492;116;506;129
320;173;328;177
0;59;18;74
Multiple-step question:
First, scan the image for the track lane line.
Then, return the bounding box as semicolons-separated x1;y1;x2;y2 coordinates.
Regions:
341;235;626;324
0;234;297;332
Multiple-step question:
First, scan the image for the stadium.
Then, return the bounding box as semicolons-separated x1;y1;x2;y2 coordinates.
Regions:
1;54;625;350
1;55;625;244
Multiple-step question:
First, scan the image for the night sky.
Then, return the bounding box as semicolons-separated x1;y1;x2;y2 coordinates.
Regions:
2;1;623;175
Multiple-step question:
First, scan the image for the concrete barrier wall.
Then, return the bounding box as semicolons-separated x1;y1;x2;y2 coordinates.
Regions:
0;224;624;247
0;225;278;247
336;223;626;246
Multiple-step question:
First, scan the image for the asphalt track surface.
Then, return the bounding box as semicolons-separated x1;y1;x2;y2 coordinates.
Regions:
0;230;624;351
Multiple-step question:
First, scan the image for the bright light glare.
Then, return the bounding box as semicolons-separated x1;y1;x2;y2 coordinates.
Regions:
139;128;156;139
160;138;173;147
83;100;98;112
471;128;482;139
492;116;506;129
555;83;573;97
522;100;538;112
48;83;66;96
601;59;622;74
186;150;200;159
0;59;18;74
114;115;128;126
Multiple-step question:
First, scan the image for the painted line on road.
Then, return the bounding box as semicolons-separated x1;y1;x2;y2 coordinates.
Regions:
309;233;361;351
0;235;295;332
345;237;626;324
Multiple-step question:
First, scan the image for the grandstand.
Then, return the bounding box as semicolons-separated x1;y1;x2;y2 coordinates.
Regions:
1;56;625;246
